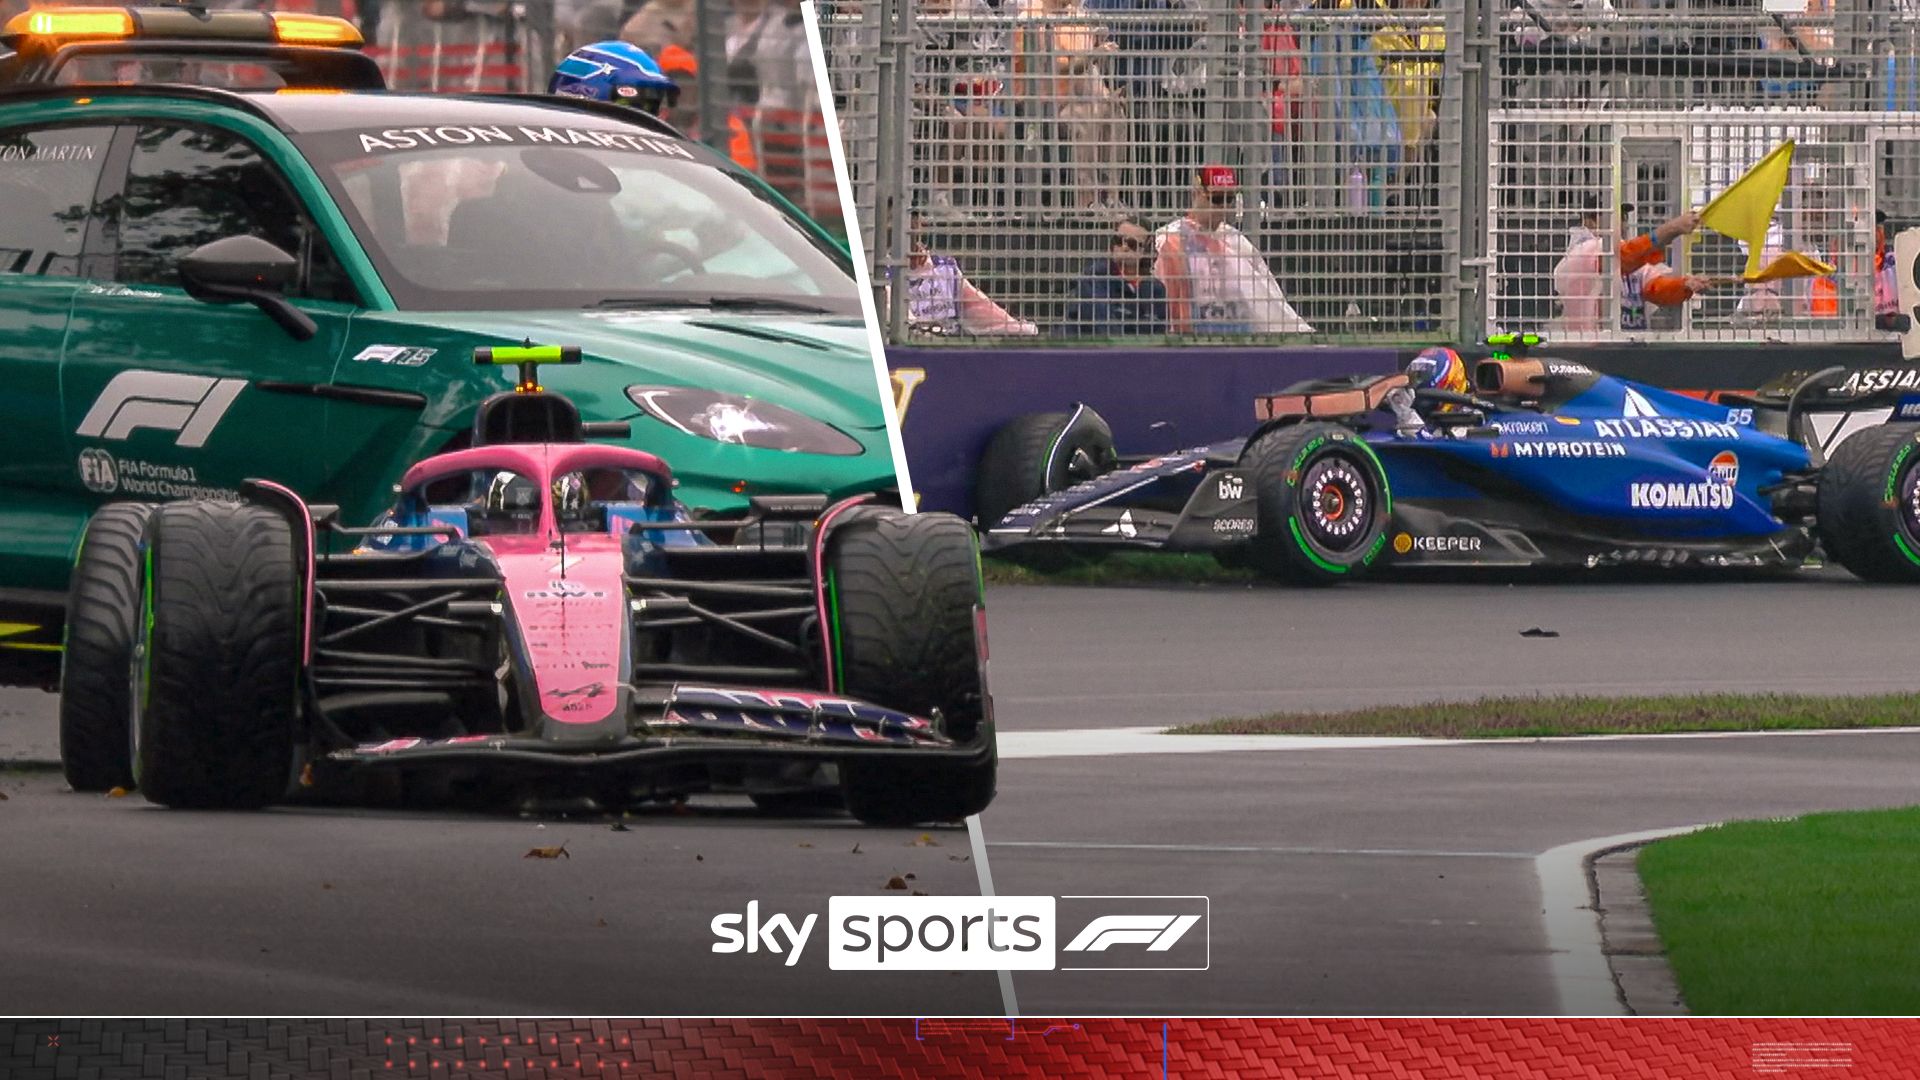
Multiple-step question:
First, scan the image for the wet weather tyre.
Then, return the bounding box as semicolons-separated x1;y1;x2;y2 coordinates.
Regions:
1818;423;1920;583
59;502;154;792
826;510;997;826
133;501;303;810
974;411;1116;529
1241;422;1391;585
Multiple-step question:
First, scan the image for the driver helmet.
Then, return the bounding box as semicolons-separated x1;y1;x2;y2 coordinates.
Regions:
483;472;542;519
549;41;680;117
1405;346;1469;396
552;471;591;526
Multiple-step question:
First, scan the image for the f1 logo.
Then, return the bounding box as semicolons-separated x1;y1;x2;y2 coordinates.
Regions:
1064;914;1203;952
1057;896;1209;971
77;371;246;448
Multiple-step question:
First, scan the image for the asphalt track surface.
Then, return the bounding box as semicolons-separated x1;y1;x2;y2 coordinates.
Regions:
985;569;1920;730
0;764;996;1014
3;569;1918;1014
978;571;1920;1013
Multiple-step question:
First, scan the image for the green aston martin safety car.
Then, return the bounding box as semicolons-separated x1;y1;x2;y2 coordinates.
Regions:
0;8;894;684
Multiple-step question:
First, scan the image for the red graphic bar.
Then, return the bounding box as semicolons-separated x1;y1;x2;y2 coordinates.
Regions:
4;1018;1915;1078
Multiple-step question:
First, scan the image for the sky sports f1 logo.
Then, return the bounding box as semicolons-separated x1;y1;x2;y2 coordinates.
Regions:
713;896;1208;972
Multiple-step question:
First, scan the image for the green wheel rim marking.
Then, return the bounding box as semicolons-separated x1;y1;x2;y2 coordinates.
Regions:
1885;444;1913;502
825;566;846;690
1347;437;1393;517
1895;533;1920;568
1288;517;1346;575
132;544;154;787
968;531;985;606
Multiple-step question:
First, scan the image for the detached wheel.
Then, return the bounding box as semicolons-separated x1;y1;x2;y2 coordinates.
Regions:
133;501;304;810
59;502;154;792
1241;422;1391;585
826;510;996;826
974;410;1117;529
1818;423;1920;583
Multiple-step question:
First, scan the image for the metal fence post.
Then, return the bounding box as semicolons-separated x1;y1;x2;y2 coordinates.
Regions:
871;0;915;341
1454;0;1491;344
696;0;727;160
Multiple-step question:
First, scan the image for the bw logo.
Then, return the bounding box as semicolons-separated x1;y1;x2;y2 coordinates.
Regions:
1217;475;1245;500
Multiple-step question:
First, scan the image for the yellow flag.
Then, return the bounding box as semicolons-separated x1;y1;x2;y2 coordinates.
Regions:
1744;250;1835;284
1702;141;1795;278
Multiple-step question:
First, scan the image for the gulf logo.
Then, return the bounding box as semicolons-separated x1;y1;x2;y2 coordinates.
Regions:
1708;451;1739;486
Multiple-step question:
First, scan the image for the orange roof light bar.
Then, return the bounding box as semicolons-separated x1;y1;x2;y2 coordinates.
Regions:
6;8;136;39
270;12;363;47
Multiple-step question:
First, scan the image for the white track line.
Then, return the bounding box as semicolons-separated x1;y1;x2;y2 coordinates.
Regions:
965;813;1019;1017
990;840;1535;859
1535;824;1713;1016
1001;725;1920;760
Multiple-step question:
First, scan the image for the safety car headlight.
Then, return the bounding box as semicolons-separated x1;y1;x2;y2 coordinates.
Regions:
625;386;863;456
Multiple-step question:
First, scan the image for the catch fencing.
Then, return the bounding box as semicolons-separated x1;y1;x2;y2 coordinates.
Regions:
821;0;1920;346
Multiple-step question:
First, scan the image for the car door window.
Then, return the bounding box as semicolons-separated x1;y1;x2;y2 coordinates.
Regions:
0;125;114;277
112;123;354;302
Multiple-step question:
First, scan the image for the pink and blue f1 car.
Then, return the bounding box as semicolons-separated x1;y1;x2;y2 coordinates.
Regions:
61;348;993;825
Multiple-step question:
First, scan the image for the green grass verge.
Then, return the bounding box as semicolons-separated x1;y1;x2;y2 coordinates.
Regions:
1639;806;1920;1014
983;552;1255;587
1169;692;1920;738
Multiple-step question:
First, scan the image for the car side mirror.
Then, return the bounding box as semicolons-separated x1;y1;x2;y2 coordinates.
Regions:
179;236;318;342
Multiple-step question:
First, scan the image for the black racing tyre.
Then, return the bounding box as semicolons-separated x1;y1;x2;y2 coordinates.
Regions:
973;411;1117;530
749;789;846;815
133;501;304;810
825;510;996;827
1240;422;1392;585
1817;422;1920;583
59;502;155;792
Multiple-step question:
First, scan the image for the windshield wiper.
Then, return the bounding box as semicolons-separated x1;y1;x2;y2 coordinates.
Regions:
592;295;839;315
701;295;840;315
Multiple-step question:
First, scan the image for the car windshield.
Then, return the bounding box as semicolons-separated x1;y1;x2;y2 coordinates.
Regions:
296;127;857;314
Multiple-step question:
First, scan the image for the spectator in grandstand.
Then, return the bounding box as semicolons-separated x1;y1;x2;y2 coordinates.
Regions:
1262;0;1307;200
621;0;696;57
749;0;813;116
1064;221;1169;335
1082;0;1202;215
1876;210;1903;332
915;0;1012;220
1154;164;1314;334
558;0;624;51
901;223;1039;336
656;44;701;134
1015;0;1128;211
1553;199;1718;332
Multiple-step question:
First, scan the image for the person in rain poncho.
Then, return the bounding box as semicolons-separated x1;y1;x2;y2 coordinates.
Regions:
1154;164;1313;334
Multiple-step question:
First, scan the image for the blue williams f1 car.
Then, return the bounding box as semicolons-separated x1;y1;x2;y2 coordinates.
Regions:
974;336;1920;584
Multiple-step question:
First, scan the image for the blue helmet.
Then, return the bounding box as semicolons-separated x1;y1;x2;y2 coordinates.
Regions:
549;41;679;117
1405;346;1469;395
